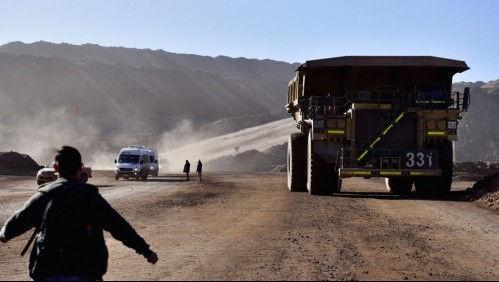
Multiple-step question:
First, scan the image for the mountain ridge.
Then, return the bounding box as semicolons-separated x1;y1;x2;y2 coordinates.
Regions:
0;41;299;81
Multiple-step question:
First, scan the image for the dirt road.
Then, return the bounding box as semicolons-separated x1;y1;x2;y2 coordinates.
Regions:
1;172;498;281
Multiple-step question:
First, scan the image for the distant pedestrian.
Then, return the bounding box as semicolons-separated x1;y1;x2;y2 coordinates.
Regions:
183;160;190;181
196;160;203;182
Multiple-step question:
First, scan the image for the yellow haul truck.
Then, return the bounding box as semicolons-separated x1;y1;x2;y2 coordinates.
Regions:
285;56;470;195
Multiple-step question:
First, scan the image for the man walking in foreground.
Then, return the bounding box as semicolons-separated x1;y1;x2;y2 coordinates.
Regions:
0;146;158;281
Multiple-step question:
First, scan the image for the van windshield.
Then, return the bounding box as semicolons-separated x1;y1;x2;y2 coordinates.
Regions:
118;154;140;164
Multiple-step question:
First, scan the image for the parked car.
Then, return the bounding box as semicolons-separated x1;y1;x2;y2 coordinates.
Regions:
36;161;92;185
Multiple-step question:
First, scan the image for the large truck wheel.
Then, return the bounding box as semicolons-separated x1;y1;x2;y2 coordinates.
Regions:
307;132;339;195
385;178;413;194
436;141;453;194
287;132;307;192
414;179;432;195
331;170;340;194
415;142;453;195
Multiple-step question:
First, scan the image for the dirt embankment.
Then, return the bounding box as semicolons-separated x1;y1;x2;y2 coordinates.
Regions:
454;161;499;210
0;152;41;176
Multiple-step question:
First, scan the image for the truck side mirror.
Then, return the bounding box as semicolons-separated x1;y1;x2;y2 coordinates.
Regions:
114;159;117;163
462;87;470;110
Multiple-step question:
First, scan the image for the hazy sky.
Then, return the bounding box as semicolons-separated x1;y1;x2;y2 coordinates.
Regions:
1;0;497;82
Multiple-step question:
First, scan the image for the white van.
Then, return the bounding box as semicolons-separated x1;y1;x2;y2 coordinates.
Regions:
147;148;159;177
114;146;150;180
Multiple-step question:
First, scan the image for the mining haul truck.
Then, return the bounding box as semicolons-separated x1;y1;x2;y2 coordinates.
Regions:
285;56;470;195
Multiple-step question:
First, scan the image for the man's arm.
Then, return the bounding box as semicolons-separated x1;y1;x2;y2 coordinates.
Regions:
147;251;158;264
0;193;46;243
96;194;158;264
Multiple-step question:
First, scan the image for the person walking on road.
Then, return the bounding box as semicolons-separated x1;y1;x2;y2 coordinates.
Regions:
0;145;158;281
183;160;190;181
196;160;203;182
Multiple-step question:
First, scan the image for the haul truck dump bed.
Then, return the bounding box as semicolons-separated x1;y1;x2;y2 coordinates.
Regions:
285;56;470;195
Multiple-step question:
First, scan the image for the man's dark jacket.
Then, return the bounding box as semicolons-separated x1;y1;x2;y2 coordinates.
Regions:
0;178;153;280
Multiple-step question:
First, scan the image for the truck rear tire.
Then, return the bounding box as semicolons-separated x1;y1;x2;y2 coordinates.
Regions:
307;132;339;195
385;178;412;194
414;179;432;195
287;133;307;192
415;141;453;195
436;141;453;194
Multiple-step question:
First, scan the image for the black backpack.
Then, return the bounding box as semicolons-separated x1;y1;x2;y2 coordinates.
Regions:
30;186;101;278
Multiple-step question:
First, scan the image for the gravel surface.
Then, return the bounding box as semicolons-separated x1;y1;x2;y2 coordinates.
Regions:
1;171;498;281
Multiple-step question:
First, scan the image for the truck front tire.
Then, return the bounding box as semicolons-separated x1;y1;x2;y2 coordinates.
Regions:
288;133;307;192
307;131;339;195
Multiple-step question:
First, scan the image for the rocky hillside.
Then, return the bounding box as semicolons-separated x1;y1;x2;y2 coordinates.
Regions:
0;41;296;81
452;81;499;162
0;41;299;163
0;41;297;133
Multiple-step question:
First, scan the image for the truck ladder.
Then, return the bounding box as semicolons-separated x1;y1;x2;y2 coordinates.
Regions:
356;99;410;162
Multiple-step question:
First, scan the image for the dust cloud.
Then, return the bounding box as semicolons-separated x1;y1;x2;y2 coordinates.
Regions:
159;119;296;173
0;102;295;173
0;106;100;166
